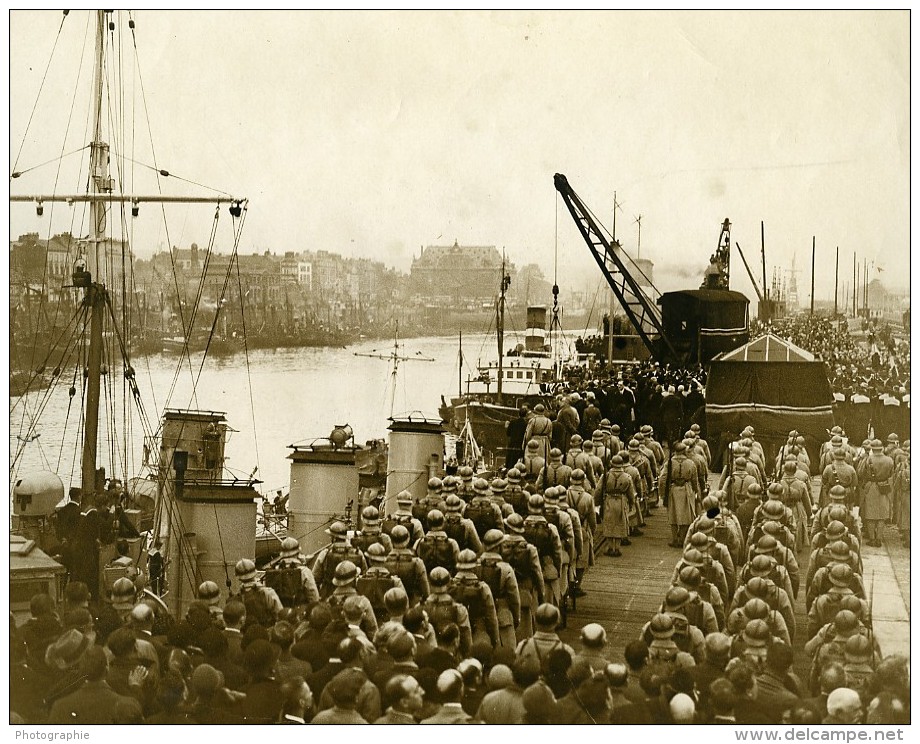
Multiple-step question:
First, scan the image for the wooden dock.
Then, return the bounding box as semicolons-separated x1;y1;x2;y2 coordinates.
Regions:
558;476;911;679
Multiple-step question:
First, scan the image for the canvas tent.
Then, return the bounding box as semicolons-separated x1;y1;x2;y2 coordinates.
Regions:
705;333;835;473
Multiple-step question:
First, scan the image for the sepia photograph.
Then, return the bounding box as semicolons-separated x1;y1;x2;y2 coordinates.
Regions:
8;9;909;729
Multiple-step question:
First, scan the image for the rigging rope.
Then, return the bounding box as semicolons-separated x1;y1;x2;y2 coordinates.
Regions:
11;10;69;177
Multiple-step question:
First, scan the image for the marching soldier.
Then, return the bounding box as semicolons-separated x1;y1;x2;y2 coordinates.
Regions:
779;460;814;552
312;521;368;598
689;492;745;567
464;478;504;540
488;478;515;519
675;546;729;608
327;560;378;638
627;439;655;511
595;454;634;558
356;543;405;626
730;575;796;642
675;564;726;632
414;510;461;573
812;486;859;539
514;604;575;674
682;435;709;497
520;439;546;486
457;466;476;503
384;525;430;606
537;447;572;491
688;424;709;466
748;535;800;600
351;505;394;557
543;487;577;602
523;403;554;461
621;448;647;529
231;558;284;629
504;468;529;517
382;492;426;546
500;513;545;640
476;530;521;649
656;586;706;661
523;494;564;606
721;456;758;512
442;495;483;555
423;567;473;657
413;478;447;532
660;442;701;547
820;448;859;509
567;469;596;593
807;564;869;640
264;536;321;608
738;553;795;607
857;439;894;547
726;597;791;646
685;530;735;598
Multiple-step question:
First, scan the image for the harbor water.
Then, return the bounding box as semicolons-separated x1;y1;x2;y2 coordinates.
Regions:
10;333;502;496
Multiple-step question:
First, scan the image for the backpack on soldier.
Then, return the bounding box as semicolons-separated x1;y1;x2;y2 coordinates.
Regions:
500;539;534;582
417;534;456;573
237;586;274;627
385;552;420;599
476;557;503;599
356;572;394;619
412;502;431;532
443;515;468;549
263;564;306;608
316;542;361;590
449;577;484;627
523;520;555;561
426;597;461;636
505;487;528;516
466;499;501;538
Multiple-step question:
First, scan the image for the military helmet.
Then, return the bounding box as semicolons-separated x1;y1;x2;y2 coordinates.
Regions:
472;478;490;495
678;566;702;588
366;542;387;562
234;558;258;585
444;494;463;512
682;547;706;568
280;536;301;559
701;495;720;512
839;594;864;618
763;500;784;518
456;549;478;571
733;456;748;469
427;509;445;529
747;483;763;497
830;540;851;561
767;483;785;498
743;598;770;620
745;576;769;597
592;429;606;441
828;563;853;587
783;461;798;473
333;560;359;586
527;493;545;512
505;513;526;534
506;468;522;483
750;554;776;576
743;618;771;646
198;580;221;606
844;633;872;659
526;439;541;451
429;566;451;588
535;603;560;628
491;478;508;494
828;505;849;523
697;516;716;533
582;440;594;451
833;609;860;635
325;520;349;539
649;613;674;639
755;535;778;555
483;529;505;549
689;532;710;549
543;487;559;504
761;520;784;537
459;466;474;480
549;448;563;460
570;468;586;482
442;475;458;492
829;485;847;501
610;454;624;466
664;586;690;611
826;520;847;539
569;434;583;447
111;577;137;609
396;491;414;509
427;477;443;492
361;505;380;523
390;524;410;546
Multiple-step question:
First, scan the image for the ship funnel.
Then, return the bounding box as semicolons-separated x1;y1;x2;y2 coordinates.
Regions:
384;414;445;515
288;435;361;555
525;305;547;352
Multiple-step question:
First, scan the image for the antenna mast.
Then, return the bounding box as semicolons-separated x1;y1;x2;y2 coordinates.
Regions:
354;320;434;417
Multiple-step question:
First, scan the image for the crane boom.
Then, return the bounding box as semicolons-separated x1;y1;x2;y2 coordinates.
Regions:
734;241;764;302
553;173;678;363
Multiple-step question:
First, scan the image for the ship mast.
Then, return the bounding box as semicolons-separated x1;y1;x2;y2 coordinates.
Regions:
496;252;511;405
9;11;249;501
80;10;110;498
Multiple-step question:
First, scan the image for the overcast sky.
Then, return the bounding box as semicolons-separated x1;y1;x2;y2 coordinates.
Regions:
9;10;910;306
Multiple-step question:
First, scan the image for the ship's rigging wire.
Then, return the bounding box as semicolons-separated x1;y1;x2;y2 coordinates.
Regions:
10;10;70;179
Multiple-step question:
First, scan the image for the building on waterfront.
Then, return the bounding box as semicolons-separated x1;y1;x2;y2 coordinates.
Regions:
409;241;516;308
